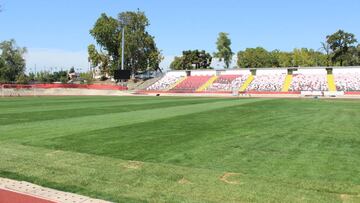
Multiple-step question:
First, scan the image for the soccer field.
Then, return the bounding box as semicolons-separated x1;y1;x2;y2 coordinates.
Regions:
0;96;359;202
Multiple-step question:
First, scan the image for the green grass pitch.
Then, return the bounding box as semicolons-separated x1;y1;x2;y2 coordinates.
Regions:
0;96;360;202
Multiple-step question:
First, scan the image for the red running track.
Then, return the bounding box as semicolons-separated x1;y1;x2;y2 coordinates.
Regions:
0;188;55;203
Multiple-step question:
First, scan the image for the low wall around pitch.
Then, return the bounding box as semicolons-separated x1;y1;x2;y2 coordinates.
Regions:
0;88;132;97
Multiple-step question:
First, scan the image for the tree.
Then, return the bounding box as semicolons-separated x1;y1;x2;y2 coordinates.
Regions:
214;32;233;68
292;48;313;67
326;30;358;66
89;10;162;76
268;50;280;67
170;50;212;70
80;72;94;84
276;51;294;67
237;46;331;68
320;41;332;66
237;47;272;68
16;73;29;84
52;70;68;82
35;71;54;83
69;67;75;73
0;39;27;82
170;57;184;70
88;44;110;74
292;48;327;67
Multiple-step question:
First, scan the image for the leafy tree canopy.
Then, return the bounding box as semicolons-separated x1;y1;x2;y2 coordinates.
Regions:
0;39;27;82
214;32;233;69
237;47;328;68
326;30;358;66
170;50;212;70
88;10;162;76
237;47;272;68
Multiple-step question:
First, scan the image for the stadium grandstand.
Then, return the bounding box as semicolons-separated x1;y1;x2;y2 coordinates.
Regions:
2;67;360;97
142;67;360;96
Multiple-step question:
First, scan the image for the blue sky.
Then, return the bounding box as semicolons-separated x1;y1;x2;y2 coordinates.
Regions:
0;0;359;71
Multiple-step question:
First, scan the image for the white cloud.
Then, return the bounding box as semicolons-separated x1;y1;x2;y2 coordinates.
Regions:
25;48;89;73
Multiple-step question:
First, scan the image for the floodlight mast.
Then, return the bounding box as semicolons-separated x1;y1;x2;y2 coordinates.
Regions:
121;26;125;71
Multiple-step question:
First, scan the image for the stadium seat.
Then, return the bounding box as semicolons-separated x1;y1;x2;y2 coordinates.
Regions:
289;74;328;91
170;76;212;93
334;73;360;91
247;74;286;92
147;75;183;91
205;75;248;92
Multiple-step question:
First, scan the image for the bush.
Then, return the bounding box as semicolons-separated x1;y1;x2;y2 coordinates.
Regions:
36;71;54;83
80;72;94;84
60;76;68;84
16;73;29;84
100;75;108;81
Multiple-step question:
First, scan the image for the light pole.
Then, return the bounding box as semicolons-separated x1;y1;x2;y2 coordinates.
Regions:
121;26;125;71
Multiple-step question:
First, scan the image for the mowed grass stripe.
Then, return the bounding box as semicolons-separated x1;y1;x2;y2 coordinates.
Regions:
0;98;263;141
0;96;140;108
0;143;356;203
0;98;230;125
0;95;183;105
0;96;227;114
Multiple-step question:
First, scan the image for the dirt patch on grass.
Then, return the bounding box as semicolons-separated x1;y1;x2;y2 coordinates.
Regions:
339;193;360;202
178;177;192;185
220;172;241;185
340;194;351;202
45;150;62;157
123;161;143;169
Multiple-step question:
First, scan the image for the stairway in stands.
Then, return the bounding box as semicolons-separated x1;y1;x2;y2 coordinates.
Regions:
166;77;187;91
327;74;337;91
196;76;218;92
281;75;293;92
239;75;254;92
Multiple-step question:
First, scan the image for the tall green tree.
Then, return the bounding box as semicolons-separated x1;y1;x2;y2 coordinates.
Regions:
326;30;358;66
88;44;110;74
170;50;212;70
0;39;27;82
170;57;184;70
214;32;233;68
89;10;162;76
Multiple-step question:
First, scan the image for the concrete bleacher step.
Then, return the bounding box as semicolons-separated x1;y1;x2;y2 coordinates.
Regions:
282;75;293;92
239;75;254;92
133;77;163;90
167;76;187;91
196;76;218;92
327;74;337;91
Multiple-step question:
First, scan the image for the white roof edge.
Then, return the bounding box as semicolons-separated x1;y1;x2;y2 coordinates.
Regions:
166;66;360;73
